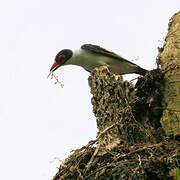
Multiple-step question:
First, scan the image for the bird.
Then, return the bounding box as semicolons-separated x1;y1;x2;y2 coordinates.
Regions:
49;44;147;75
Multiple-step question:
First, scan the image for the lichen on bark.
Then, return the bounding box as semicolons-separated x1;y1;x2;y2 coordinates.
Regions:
157;11;180;135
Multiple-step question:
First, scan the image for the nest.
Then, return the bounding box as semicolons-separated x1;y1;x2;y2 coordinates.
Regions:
53;67;180;180
53;138;179;180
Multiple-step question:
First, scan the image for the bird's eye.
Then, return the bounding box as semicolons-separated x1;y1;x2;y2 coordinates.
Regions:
56;54;65;63
59;54;65;59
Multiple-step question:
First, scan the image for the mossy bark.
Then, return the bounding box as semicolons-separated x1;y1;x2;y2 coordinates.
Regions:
158;11;180;135
89;66;164;149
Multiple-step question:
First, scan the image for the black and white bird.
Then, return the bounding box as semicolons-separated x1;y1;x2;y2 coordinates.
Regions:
50;44;147;75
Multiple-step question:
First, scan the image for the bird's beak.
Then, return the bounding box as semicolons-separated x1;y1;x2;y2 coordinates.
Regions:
50;61;61;72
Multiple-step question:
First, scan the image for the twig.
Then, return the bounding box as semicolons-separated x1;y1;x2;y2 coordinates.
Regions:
137;154;142;166
85;158;151;179
47;72;64;88
85;144;100;173
76;168;85;180
96;122;120;141
116;142;163;160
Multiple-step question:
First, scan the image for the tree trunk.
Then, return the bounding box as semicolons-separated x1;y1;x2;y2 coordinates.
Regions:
157;12;180;136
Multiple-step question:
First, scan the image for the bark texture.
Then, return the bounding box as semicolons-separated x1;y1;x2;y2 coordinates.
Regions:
89;66;164;149
158;12;180;135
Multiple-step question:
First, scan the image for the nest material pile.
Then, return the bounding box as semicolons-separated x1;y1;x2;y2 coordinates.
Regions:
53;67;180;180
53;138;179;180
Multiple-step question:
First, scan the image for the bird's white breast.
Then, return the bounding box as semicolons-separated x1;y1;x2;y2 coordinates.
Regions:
65;49;113;71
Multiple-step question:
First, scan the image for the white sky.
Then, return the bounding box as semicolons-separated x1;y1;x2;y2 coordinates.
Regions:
0;0;179;179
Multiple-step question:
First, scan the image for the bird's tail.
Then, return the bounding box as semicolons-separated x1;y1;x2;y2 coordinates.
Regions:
138;67;148;75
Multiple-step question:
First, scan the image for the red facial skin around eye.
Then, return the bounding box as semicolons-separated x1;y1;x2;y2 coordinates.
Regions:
59;54;65;59
50;54;65;72
56;54;65;64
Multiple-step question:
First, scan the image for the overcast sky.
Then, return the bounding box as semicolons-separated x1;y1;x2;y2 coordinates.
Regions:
0;0;179;179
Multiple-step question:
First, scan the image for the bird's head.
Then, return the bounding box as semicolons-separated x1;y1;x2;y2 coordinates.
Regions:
50;49;73;72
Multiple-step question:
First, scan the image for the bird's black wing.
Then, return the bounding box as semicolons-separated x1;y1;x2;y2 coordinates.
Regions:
81;44;128;62
81;44;147;75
